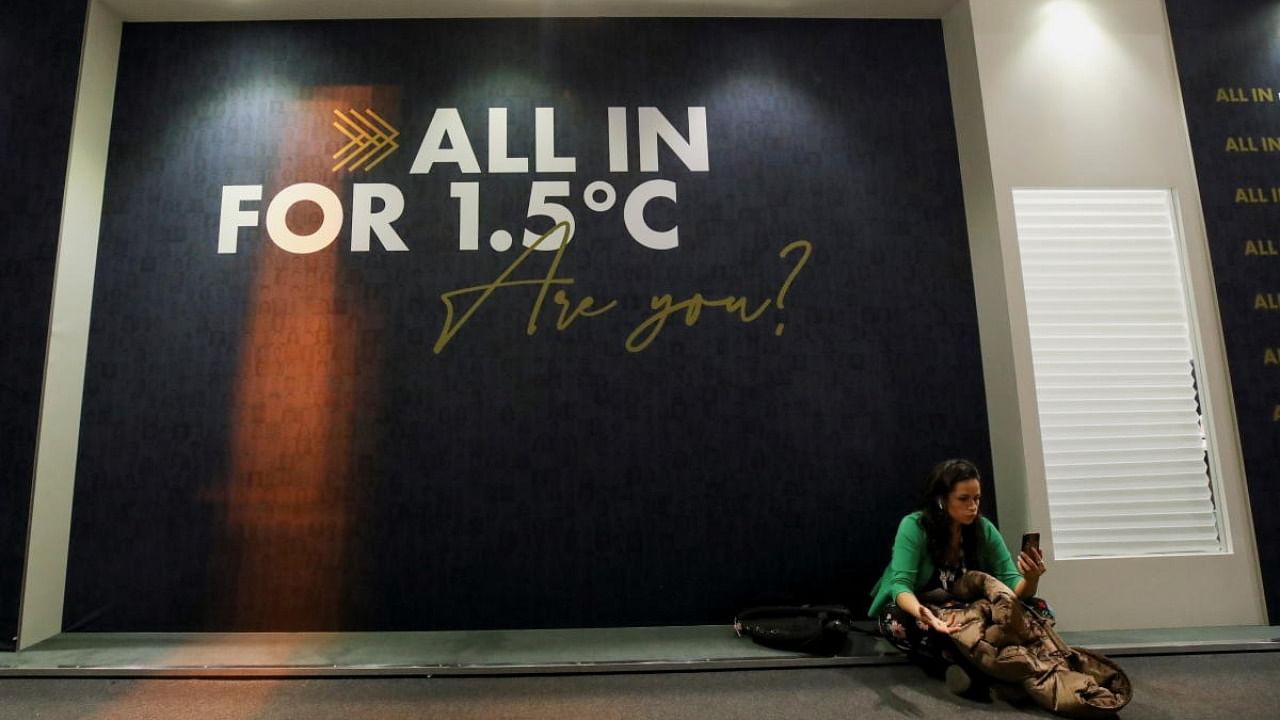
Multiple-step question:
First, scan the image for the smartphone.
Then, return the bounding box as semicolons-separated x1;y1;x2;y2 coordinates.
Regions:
1021;532;1041;555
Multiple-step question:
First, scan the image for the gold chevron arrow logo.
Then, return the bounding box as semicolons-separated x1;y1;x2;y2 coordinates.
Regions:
332;108;400;172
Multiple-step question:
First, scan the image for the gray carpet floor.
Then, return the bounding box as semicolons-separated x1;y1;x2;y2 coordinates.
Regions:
2;652;1277;719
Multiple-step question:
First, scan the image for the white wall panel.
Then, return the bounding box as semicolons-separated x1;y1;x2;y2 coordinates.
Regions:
945;0;1266;630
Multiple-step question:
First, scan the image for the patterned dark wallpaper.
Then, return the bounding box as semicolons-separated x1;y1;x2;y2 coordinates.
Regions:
63;18;992;631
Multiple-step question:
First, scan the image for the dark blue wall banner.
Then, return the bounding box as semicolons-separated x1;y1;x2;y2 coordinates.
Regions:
0;0;88;649
65;18;990;631
1167;0;1280;621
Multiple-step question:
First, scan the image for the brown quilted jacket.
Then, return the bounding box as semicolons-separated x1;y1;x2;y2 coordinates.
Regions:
936;571;1132;718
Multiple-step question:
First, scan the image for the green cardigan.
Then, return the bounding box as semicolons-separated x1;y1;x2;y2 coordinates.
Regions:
867;511;1023;617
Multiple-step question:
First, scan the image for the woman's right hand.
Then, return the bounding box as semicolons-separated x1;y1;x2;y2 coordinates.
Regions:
918;605;957;634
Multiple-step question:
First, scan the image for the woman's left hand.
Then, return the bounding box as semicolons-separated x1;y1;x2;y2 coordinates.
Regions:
1017;547;1047;581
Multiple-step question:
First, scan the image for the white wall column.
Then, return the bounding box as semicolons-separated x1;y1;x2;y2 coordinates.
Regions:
944;0;1266;630
942;0;1041;575
19;0;122;650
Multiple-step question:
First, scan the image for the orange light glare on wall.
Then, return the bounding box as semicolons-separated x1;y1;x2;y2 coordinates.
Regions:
222;85;399;630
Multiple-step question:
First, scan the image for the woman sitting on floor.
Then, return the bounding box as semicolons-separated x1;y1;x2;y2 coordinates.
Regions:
867;458;1049;695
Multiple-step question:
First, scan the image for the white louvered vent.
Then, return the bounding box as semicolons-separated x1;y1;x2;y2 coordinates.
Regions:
1012;188;1223;559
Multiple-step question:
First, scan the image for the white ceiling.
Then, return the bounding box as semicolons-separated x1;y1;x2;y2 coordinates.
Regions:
100;0;960;22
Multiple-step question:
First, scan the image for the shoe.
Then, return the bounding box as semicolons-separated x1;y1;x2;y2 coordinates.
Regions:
945;663;972;695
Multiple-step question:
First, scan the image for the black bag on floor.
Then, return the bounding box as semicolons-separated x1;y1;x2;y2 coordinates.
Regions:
733;604;853;655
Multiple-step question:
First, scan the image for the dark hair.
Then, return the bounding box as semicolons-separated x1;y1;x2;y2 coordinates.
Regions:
918;458;983;569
